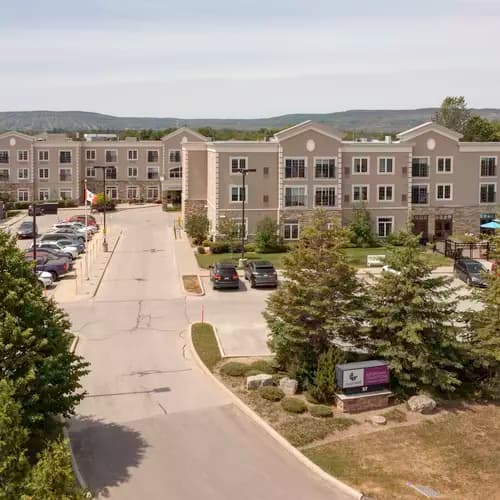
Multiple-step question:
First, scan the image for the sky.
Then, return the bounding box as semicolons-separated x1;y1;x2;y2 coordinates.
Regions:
1;0;499;118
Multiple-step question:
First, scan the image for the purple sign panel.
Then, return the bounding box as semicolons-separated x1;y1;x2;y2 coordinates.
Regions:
364;365;389;385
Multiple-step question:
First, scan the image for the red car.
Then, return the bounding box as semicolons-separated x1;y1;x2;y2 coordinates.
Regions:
65;215;99;228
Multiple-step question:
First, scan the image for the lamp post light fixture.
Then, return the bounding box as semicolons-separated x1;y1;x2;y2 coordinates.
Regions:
238;167;256;261
93;166;108;252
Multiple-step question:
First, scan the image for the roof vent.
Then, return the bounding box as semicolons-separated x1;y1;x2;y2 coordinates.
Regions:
385;135;392;144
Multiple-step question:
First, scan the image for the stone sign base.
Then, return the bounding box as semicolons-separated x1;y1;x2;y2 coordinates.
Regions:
335;390;393;413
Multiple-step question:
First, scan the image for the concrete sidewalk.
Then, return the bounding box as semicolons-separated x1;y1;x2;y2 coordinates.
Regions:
173;229;200;277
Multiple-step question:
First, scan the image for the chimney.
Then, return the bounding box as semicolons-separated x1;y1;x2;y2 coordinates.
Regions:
385;135;392;144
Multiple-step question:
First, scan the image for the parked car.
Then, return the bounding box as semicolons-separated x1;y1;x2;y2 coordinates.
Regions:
243;260;278;288
67;221;98;234
209;262;240;290
25;255;69;281
26;249;74;270
28;204;44;216
30;240;78;260
39;233;85;253
53;222;94;236
65;215;99;229
36;271;54;288
50;227;86;242
454;258;488;287
17;221;37;239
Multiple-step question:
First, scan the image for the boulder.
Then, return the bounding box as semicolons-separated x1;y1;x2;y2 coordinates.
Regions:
370;415;387;425
279;377;298;396
407;395;436;414
246;374;273;390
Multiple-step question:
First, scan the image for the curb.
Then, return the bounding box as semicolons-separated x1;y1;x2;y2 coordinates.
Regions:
180;274;206;297
92;230;122;298
188;323;363;500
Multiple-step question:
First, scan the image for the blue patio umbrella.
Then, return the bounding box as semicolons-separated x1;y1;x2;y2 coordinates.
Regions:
480;219;500;229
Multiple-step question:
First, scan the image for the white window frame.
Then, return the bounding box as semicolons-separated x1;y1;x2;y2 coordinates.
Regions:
411;183;430;205
128;166;138;178
105;186;118;200
17;168;29;180
313;185;336;207
231;217;249;238
38;150;49;162
313;157;336;179
377;157;394;175
58;167;72;182
86;167;95;177
377;184;394;202
436;156;453;174
284;157;307;179
352;184;369;202
128;149;138;161
17;189;29;202
0;151;9;164
377;216;394;238
352;157;370;175
480;156;497;177
168;150;181;163
436;183;453;201
0;168;9;181
229;184;248;203
38;167;49;180
479;182;497;204
17;150;29;162
283;221;300;240
284;185;307;208
412;156;430;178
59;150;72;164
59;189;73;201
230;157;247;175
147;150;160;163
146;185;160;200
127;186;139;199
168;166;182;178
38;188;49;201
105;149;118;163
147;166;160;180
85;149;96;161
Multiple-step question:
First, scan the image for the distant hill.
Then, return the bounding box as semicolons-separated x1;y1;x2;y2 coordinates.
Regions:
1;108;500;133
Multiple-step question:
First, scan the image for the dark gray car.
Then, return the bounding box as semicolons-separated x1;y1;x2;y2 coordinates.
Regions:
454;258;488;287
244;260;278;288
209;263;240;290
17;221;38;239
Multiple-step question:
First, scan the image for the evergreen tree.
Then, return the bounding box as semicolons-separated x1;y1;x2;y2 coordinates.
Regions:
310;347;345;403
0;231;89;434
264;210;364;384
365;233;464;395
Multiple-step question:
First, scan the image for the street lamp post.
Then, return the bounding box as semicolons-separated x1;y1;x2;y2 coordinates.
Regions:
32;157;37;273
238;168;256;261
93;166;108;252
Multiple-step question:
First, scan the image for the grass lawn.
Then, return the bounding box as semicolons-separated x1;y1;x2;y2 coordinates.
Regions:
196;251;287;269
191;322;221;371
304;404;500;500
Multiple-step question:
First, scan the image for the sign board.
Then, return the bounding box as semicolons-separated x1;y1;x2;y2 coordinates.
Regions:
336;360;390;394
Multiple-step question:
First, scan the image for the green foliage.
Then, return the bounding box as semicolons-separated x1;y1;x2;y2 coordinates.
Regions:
281;397;308;414
462;115;500;141
185;213;209;244
196;127;282;141
259;386;285;401
217;218;241;252
265;210;365;385
310;347;345;404
250;359;275;374
94;192;114;207
191;323;222;371
348;206;376;247
220;361;251;377
365;233;464;395
24;438;87;500
0;230;89;434
209;241;231;254
197;246;206;254
255;217;280;253
435;96;471;133
309;404;334;418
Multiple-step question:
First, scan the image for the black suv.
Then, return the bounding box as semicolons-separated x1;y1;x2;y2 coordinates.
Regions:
244;260;278;288
454;258;488;287
209;263;240;290
17;221;37;239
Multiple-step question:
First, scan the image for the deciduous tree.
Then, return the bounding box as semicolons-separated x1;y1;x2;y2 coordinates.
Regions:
254;217;279;253
184;213;209;244
435;96;471;133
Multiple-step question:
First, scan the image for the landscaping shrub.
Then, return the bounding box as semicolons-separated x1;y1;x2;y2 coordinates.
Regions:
310;404;333;418
220;361;251;377
202;240;212;247
245;369;262;377
250;360;275;374
197;246;206;254
348;206;377;247
209;242;230;254
309;347;345;404
255;217;279;252
259;386;285;402
281;397;308;414
6;210;21;218
244;243;256;252
304;391;320;404
185;213;209;244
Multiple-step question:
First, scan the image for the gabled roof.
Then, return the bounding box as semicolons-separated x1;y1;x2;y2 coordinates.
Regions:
0;130;35;142
397;121;463;142
161;126;208;142
274;120;343;142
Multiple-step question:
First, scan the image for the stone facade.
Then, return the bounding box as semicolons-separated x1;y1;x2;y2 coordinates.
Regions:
335;391;393;413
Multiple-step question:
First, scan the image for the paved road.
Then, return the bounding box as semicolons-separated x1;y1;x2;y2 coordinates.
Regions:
65;207;351;500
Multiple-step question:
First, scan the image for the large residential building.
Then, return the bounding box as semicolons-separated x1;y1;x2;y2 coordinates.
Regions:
182;121;499;241
1;120;498;241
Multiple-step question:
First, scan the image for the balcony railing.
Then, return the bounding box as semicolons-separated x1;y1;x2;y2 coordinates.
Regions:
412;165;429;177
411;192;428;204
148;172;160;180
59;174;72;182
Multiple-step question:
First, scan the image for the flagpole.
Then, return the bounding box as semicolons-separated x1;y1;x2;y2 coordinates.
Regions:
84;179;89;280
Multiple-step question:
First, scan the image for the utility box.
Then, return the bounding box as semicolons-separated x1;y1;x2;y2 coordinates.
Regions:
336;360;390;395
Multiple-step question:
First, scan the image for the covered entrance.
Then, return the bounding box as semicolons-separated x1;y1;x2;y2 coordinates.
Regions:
165;189;182;209
435;214;453;240
412;215;429;244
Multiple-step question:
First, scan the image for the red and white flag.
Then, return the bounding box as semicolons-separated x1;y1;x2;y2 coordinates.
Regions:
85;189;97;204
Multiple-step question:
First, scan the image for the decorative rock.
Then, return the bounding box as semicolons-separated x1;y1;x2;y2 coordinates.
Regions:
370;415;387;425
279;377;298;396
246;374;273;390
407;395;437;414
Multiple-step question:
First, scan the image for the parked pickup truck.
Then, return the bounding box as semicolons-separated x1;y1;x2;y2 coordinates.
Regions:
24;255;69;281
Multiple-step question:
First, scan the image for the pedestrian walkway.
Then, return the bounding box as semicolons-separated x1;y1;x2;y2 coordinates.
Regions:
173;229;200;277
